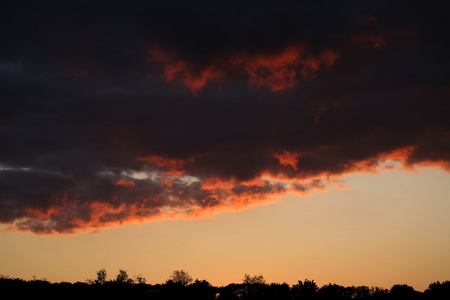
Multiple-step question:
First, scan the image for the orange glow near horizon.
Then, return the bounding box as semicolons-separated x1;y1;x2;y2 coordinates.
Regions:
1;166;449;292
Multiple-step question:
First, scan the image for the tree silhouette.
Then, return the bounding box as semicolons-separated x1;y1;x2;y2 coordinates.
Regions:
241;274;267;300
318;283;352;300
425;281;450;299
1;270;449;300
268;282;291;300
135;274;146;284
217;283;241;300
243;274;266;285
352;286;371;299
95;269;107;285
292;279;318;300
369;286;389;300
115;269;133;284
169;270;193;286
389;284;420;300
187;279;217;300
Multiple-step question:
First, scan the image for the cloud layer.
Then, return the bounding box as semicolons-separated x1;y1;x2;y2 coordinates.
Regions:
1;1;450;233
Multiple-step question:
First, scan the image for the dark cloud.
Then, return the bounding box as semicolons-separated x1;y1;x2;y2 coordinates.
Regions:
1;1;450;233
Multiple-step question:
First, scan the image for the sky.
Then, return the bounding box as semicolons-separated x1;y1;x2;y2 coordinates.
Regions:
1;0;450;291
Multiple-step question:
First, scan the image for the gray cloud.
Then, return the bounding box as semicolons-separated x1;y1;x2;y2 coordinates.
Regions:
1;1;449;233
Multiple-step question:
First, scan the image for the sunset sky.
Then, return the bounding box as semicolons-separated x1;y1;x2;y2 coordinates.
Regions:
1;0;449;292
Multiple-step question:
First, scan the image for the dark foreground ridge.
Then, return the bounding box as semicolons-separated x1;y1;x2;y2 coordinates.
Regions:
1;270;449;300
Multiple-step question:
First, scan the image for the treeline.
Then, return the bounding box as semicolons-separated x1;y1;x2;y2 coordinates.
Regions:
1;270;449;300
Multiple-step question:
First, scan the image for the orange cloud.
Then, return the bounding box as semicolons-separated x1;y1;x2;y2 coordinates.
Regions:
164;61;223;93
147;45;338;92
138;154;196;175
379;146;415;161
147;47;223;93
115;178;136;186
274;151;303;170
181;68;223;94
8;142;447;235
232;46;338;90
377;146;450;172
300;49;338;80
7;174;289;234
200;177;236;190
233;46;302;91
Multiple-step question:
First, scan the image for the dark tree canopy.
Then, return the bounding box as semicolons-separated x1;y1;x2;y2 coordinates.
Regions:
1;271;449;300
